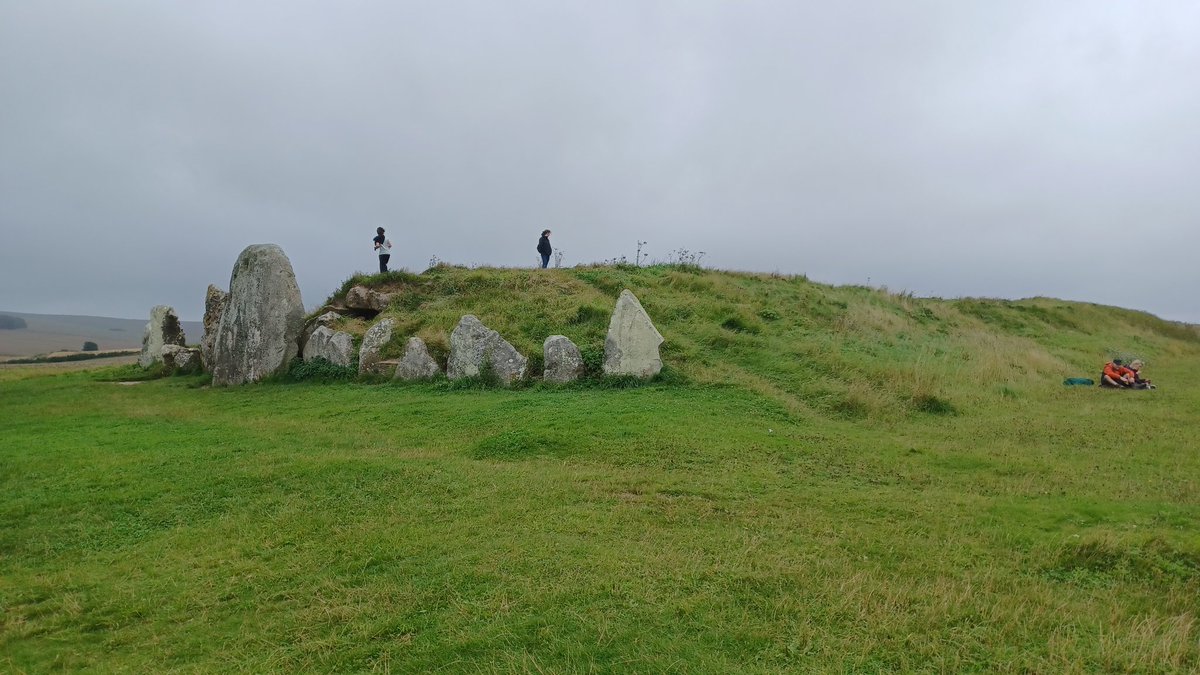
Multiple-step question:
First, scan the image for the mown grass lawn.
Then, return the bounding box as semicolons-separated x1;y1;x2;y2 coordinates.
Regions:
2;361;1197;673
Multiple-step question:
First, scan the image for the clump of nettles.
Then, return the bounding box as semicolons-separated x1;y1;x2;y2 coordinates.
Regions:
445;359;506;390
720;313;763;334
911;393;957;416
286;357;356;382
577;345;605;378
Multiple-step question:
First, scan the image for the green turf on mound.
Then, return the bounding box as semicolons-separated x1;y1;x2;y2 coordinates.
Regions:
322;264;1197;420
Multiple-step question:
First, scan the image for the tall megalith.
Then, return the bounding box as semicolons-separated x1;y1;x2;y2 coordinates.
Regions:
603;289;664;378
211;244;305;386
140;305;186;367
199;285;228;370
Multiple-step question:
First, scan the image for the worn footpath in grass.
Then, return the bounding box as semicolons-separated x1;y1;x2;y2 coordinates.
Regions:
2;358;1198;671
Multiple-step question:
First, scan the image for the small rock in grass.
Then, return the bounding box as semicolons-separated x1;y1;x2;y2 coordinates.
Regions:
394;337;442;381
543;335;584;383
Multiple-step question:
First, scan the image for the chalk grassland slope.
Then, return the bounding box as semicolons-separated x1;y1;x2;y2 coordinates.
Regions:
327;265;1199;418
0;361;1197;671
1;269;1198;671
0;312;203;357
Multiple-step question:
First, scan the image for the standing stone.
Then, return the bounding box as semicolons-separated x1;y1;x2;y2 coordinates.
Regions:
303;326;355;367
211;244;305;386
199;285;228;370
447;315;527;385
344;286;393;313
603;289;664;378
394;337;442;381
543;335;584;383
358;318;396;374
299;310;344;357
313;311;343;327
161;344;202;373
140;305;186;367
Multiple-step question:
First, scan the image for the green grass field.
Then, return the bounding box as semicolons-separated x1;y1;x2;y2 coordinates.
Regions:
2;267;1198;672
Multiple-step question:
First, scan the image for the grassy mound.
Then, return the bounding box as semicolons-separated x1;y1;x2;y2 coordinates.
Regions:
322;264;1198;419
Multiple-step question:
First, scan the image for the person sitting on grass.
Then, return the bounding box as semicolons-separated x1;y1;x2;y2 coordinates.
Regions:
1128;359;1156;389
1100;358;1135;388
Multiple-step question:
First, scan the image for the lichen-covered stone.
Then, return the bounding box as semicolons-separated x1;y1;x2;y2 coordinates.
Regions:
543;335;584;383
358;318;396;374
199;285;228;370
211;244;305;386
299;311;345;357
161;344;202;374
447;315;527;385
344;286;393;313
140;305;186;368
394;337;442;381
313;311;343;326
304;326;355;367
603;289;664;378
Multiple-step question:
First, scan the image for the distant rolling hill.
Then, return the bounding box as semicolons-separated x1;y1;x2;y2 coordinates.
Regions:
0;312;204;357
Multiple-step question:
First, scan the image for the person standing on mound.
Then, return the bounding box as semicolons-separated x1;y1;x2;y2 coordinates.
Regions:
537;229;552;268
373;227;392;273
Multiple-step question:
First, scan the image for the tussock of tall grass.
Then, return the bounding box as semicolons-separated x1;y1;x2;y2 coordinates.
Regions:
954;330;1066;383
833;303;911;336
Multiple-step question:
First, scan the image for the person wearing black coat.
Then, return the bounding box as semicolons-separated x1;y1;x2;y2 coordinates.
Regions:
537;230;552;268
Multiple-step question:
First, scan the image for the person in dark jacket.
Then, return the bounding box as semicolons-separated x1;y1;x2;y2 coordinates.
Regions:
537;230;552;268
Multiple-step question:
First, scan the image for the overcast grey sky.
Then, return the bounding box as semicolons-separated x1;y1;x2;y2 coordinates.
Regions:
2;1;1197;323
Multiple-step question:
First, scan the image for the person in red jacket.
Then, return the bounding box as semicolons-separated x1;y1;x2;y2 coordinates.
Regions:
1100;358;1135;388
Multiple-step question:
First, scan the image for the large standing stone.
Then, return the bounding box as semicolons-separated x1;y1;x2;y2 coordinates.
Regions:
393;337;442;381
303;326;355;367
603;289;664;378
344;286;393;313
543;335;584;383
447;315;527;385
161;344;202;374
358;318;396;374
211;244;305;386
140;305;186;367
199;285;228;370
